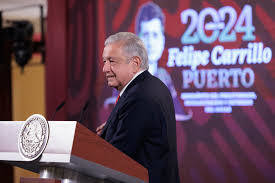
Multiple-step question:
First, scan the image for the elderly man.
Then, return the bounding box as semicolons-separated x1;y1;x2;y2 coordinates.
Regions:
97;32;180;183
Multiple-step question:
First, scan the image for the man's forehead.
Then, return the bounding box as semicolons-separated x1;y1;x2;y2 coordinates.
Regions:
103;42;126;57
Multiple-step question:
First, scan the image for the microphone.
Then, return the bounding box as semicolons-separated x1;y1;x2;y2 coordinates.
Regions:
79;100;90;123
50;100;66;120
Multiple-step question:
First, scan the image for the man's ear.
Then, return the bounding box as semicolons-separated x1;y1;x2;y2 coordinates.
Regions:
131;56;142;72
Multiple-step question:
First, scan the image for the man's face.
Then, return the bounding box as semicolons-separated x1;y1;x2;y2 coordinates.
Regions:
102;42;135;91
139;18;165;64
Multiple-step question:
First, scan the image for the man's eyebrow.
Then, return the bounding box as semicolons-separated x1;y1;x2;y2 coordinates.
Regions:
103;56;111;60
103;56;119;60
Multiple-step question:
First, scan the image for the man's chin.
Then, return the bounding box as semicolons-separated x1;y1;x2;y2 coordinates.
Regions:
107;81;118;88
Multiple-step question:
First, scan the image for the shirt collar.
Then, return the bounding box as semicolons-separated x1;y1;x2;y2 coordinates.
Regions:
119;70;145;97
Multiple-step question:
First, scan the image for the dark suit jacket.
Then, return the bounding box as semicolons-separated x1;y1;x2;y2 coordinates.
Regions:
100;70;180;183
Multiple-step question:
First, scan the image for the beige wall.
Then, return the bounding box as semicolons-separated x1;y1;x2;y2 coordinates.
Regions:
11;54;44;182
11;55;46;120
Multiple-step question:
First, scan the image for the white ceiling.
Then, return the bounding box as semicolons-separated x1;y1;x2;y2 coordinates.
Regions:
0;0;47;18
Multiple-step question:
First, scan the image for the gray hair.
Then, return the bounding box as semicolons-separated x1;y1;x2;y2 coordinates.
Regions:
104;32;149;70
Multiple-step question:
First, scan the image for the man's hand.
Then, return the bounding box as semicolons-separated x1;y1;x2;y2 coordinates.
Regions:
96;122;106;135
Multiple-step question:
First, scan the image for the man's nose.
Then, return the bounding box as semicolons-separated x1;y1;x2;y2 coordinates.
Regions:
103;61;110;73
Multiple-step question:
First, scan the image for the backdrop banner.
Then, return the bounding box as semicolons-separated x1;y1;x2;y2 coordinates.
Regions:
50;0;275;183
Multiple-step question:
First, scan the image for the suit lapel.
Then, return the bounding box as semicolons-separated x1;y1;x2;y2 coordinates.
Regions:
99;101;119;138
100;94;125;138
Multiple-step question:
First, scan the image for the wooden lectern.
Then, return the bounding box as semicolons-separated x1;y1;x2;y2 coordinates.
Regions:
0;121;148;183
